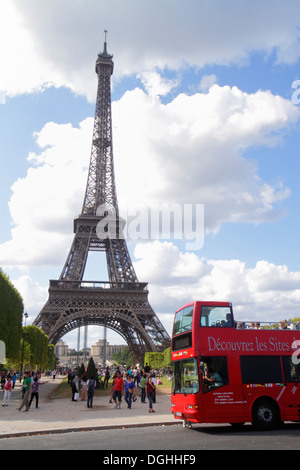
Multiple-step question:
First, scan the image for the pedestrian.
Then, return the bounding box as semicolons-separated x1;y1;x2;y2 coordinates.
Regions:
28;375;48;409
18;371;31;411
71;374;79;401
81;374;88;401
140;373;147;403
12;372;17;389
103;367;110;388
109;379;114;403
112;370;124;409
124;374;135;409
2;374;12;407
146;376;156;413
133;366;138;386
87;375;96;408
151;373;156;403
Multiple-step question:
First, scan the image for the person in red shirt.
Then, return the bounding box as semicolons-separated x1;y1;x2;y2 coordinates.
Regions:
2;374;12;406
112;371;124;409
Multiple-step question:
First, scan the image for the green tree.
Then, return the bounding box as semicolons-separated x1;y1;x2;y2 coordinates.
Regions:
163;347;172;368
0;269;24;359
144;348;172;370
23;325;51;370
47;344;55;370
111;346;133;368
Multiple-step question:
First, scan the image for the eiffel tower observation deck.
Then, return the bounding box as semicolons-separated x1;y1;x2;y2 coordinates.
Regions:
34;34;170;363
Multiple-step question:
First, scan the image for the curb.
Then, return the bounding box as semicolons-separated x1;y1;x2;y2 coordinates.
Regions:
0;421;181;440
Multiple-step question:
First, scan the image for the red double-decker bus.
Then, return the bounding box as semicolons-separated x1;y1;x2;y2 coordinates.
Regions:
170;301;300;430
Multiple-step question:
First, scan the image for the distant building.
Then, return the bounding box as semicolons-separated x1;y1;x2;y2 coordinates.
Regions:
55;339;126;369
91;339;126;365
54;340;68;357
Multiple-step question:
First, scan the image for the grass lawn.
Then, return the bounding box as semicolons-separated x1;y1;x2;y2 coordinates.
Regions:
52;376;172;399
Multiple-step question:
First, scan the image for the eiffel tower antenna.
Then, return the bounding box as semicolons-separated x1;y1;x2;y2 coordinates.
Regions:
34;37;170;363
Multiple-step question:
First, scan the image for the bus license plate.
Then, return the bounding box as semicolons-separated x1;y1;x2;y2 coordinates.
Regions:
175;412;182;417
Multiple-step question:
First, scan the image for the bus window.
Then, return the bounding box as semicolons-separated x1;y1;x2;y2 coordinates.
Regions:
240;356;283;384
282;357;300;383
201;357;228;392
201;306;233;327
173;305;194;335
172;359;200;394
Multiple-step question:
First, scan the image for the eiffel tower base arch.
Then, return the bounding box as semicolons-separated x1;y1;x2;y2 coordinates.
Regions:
34;280;170;365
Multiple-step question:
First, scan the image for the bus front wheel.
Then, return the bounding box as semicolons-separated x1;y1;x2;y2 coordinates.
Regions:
252;398;280;431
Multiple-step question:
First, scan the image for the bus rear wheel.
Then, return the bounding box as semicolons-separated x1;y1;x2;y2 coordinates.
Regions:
252;398;280;431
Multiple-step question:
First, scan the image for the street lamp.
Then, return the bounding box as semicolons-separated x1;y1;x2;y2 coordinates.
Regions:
19;312;28;382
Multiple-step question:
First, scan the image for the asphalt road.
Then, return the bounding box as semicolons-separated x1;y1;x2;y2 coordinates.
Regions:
0;421;299;451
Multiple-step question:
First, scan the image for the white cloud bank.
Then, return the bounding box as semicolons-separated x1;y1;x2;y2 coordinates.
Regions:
1;0;300;99
0;83;298;268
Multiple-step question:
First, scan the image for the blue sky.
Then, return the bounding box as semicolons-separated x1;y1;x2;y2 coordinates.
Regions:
0;0;300;349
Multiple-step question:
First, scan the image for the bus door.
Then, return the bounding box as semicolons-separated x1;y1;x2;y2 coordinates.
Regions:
282;356;300;420
172;358;203;421
200;356;246;422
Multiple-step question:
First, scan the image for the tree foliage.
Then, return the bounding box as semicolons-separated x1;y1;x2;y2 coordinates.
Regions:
144;347;172;370
0;269;24;359
23;325;54;370
111;346;133;368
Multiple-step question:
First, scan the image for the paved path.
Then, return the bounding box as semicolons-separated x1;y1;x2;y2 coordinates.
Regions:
0;376;177;437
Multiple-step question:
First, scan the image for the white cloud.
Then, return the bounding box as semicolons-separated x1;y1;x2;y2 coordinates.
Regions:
199;75;218;92
12;274;48;324
1;0;299;99
0;119;93;267
137;71;179;98
113;84;299;233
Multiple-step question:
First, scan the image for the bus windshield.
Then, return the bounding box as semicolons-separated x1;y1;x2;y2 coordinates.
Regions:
201;305;233;327
172;358;200;395
173;305;194;335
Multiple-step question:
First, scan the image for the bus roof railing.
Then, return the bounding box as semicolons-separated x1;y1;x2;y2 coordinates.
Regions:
235;320;300;330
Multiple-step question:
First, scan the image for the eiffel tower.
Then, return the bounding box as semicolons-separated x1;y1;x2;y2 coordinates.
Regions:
34;34;170;363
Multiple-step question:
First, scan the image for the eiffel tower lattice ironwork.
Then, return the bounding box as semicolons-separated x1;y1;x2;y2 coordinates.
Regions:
33;36;170;363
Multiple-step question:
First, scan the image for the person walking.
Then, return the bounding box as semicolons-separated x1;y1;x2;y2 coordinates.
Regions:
150;373;156;403
12;373;17;389
146;376;156;413
112;370;124;409
2;374;12;406
140;373;147;403
71;374;79;401
18;371;31;411
28;375;48;409
87;375;96;408
103;367;110;388
124;374;135;409
81;374;88;401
